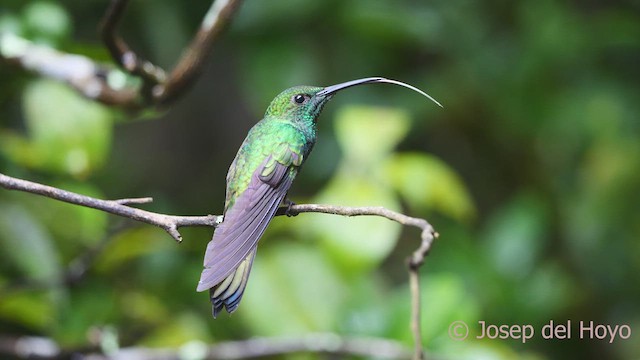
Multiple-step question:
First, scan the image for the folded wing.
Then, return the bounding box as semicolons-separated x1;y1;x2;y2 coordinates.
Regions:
197;152;298;292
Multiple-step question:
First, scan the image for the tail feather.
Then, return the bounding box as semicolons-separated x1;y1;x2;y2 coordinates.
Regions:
210;248;256;318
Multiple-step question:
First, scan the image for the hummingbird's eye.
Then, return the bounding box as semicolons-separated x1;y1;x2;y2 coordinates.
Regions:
293;94;307;104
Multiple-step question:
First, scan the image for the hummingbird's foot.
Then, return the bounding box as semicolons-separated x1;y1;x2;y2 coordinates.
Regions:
283;199;297;217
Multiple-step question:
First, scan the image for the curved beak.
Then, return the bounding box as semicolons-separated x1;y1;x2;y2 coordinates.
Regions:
316;77;443;108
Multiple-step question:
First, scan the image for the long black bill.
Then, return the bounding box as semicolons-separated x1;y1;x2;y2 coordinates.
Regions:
316;77;443;108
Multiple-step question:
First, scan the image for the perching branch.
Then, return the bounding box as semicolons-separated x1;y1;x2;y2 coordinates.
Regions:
1;0;242;109
0;173;221;242
0;172;438;359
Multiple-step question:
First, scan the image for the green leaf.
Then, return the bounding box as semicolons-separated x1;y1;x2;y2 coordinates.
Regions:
53;284;118;346
0;291;54;330
0;202;62;283
2;80;113;177
0;132;41;169
334;105;410;166
337;275;391;337
95;228;168;273
140;312;210;347
481;193;550;279
118;291;169;327
19;182;108;248
516;261;578;319
342;0;441;46
22;1;71;44
383;153;475;221
303;173;402;274
0;12;23;36
240;242;348;335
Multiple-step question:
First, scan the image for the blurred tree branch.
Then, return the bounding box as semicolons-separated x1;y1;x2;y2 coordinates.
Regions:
0;32;140;107
0;0;242;110
99;0;242;106
0;332;414;360
0;172;438;360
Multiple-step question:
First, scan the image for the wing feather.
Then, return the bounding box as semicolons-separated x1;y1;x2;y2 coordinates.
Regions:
197;157;294;292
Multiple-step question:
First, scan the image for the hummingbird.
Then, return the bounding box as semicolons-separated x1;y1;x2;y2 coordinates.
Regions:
197;77;442;317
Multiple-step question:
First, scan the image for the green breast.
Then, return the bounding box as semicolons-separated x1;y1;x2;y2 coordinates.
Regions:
224;118;312;211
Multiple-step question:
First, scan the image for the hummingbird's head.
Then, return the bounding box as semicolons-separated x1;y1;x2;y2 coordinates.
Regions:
264;85;331;125
264;77;442;124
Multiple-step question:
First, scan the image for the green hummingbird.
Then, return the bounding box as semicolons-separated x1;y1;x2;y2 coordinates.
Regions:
197;77;441;317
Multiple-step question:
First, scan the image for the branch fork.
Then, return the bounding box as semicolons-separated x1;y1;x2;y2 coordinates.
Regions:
1;0;242;110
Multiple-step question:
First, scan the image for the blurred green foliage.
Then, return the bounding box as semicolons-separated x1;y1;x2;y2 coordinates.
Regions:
1;80;113;176
1;0;639;359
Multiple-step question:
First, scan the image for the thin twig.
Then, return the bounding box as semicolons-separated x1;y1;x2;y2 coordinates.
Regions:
114;197;154;205
409;262;424;359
